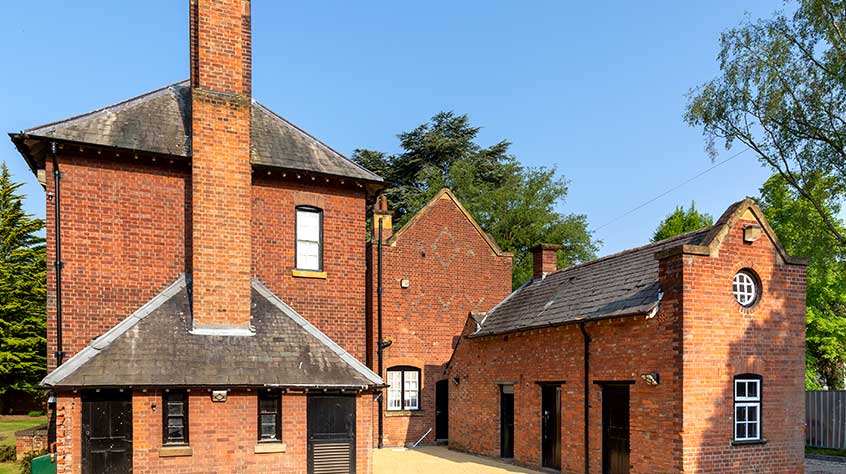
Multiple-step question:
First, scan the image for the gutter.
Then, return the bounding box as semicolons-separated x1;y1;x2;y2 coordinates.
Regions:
50;142;66;367
579;323;591;474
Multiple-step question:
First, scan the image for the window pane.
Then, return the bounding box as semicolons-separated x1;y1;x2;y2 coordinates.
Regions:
167;402;183;416
735;422;746;440
387;371;403;410
748;421;759;439
736;406;746;422
747;381;758;399
297;242;320;270
736;381;746;398
260;398;277;414
748;405;758;422
168;426;184;441
297;211;320;241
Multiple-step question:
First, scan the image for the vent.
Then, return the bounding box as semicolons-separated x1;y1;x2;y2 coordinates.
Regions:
311;441;352;474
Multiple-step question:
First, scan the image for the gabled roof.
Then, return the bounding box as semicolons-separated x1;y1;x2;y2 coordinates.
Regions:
11;80;382;183
42;275;383;388
388;188;512;257
473;198;807;337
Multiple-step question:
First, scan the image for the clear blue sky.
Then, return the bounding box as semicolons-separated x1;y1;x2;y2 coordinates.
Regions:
1;0;784;255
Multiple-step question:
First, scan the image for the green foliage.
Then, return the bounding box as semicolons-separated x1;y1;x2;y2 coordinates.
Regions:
353;112;599;288
757;173;846;389
0;163;46;396
18;450;47;474
25;412;43;418
651;202;714;242
0;446;14;463
686;0;846;245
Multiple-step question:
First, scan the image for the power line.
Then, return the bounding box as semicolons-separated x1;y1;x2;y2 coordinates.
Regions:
592;148;750;232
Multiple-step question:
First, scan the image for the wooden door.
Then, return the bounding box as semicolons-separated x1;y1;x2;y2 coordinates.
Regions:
435;380;449;441
541;385;561;469
602;385;630;474
82;390;132;474
500;385;514;458
308;395;356;474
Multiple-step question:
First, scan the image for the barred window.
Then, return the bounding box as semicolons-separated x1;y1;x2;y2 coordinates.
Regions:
258;391;282;442
732;271;759;307
163;391;188;445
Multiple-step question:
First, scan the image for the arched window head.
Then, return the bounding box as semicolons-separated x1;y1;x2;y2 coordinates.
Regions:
386;366;420;411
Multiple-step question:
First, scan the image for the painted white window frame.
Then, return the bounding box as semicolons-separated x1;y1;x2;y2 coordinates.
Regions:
732;271;758;307
295;207;322;271
734;377;762;442
386;367;420;411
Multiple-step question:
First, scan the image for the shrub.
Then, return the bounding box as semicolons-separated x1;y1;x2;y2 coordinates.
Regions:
0;445;16;462
26;411;45;417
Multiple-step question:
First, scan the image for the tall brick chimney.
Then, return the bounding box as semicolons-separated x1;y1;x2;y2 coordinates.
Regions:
189;0;253;329
531;244;561;280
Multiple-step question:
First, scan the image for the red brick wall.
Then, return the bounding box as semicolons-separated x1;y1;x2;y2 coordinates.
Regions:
54;390;374;474
45;155;368;368
681;218;806;474
447;213;806;474
15;427;48;461
368;194;512;446
45;154;191;372
448;307;683;473
252;175;368;360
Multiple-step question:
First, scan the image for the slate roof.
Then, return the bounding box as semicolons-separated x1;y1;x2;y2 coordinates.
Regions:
12;80;381;182
42;276;383;388
473;228;713;337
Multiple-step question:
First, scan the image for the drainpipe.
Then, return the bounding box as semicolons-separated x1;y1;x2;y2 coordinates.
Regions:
579;322;590;474
51;142;66;367
377;219;384;449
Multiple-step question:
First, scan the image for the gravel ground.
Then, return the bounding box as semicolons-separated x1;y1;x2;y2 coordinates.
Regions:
373;446;542;474
807;458;846;474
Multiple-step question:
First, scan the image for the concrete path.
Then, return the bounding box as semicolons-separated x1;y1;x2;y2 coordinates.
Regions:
807;458;846;474
373;446;542;474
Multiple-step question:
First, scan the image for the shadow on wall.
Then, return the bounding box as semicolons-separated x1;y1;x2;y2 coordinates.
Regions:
692;253;805;473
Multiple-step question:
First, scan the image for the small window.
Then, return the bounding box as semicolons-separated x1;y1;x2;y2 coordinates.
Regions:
296;206;323;271
386;366;420;411
734;375;762;442
258;391;282;442
163;391;188;445
732;270;759;307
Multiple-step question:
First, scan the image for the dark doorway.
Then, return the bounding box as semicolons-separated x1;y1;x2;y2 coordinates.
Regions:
82;390;132;474
435;380;449;441
500;384;514;459
541;385;561;470
602;384;630;474
308;394;356;474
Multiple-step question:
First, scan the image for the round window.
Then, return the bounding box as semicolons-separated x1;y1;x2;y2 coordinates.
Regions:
732;270;759;307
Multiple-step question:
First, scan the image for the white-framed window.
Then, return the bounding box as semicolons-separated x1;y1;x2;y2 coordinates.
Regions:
296;206;322;271
386;366;420;411
734;375;762;442
732;270;759;307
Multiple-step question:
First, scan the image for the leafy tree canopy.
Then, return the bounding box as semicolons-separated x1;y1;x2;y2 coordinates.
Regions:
0;163;46;396
354;112;599;288
651;202;714;242
686;0;846;246
757;173;846;389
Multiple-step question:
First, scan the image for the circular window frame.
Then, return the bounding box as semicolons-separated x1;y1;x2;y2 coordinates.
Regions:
732;269;761;308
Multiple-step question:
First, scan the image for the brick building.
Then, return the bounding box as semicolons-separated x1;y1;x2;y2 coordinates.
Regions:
446;200;807;474
365;189;512;447
10;1;383;473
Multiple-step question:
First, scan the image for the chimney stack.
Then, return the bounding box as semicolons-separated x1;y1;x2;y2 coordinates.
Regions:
373;195;393;241
189;0;253;329
531;244;561;280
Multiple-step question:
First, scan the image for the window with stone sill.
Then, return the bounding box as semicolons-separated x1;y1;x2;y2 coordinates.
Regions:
296;206;323;271
258;391;282;442
163;390;188;445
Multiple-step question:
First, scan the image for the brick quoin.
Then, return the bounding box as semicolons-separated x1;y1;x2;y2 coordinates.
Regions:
367;190;512;446
447;209;806;473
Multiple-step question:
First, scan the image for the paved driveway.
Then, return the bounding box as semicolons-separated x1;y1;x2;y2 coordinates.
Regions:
373;446;541;474
376;448;846;474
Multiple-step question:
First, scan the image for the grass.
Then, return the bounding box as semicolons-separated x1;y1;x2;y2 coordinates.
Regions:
0;416;49;474
806;446;846;457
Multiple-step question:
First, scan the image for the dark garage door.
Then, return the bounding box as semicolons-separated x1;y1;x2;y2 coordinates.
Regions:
308;394;356;474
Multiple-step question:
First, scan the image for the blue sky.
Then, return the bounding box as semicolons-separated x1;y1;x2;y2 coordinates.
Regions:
0;1;784;255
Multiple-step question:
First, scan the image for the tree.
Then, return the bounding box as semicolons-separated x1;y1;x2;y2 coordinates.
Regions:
686;0;846;246
0;163;46;398
651;202;714;242
757;173;846;389
354;112;599;288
